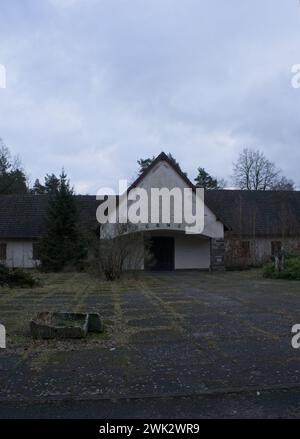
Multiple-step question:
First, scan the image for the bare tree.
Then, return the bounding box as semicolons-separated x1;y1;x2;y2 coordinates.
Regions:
271;176;295;191
232;148;286;191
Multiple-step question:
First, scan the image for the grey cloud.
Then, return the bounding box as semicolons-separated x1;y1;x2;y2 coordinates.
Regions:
0;0;299;192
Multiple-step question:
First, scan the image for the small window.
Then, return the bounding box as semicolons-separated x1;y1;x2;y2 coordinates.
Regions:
0;243;7;261
241;241;250;257
32;243;40;260
271;241;282;256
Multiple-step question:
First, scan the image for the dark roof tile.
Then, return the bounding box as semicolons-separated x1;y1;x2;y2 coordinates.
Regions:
0;194;99;238
205;190;300;237
0;191;299;239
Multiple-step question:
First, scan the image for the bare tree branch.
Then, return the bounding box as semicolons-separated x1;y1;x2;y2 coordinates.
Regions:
232;148;293;191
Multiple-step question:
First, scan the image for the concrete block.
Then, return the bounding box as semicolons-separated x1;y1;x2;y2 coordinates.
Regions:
88;313;104;333
30;312;89;339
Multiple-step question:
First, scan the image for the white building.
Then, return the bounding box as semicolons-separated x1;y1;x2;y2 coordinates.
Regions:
1;152;300;270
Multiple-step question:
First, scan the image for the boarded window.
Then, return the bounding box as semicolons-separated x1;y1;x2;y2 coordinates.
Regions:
32;243;40;260
0;243;7;260
271;241;282;256
241;241;250;257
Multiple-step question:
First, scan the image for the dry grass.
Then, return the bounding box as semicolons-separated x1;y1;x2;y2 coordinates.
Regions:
1;268;298;355
0;271;134;352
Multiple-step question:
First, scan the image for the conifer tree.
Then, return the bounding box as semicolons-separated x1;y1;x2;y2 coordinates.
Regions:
39;171;87;271
0;139;28;194
194;167;221;189
31;174;60;194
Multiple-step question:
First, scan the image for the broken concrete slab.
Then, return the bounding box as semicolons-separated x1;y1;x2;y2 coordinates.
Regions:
30;312;104;339
30;312;89;339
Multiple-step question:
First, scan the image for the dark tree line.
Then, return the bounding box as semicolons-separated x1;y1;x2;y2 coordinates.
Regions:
0;139;27;194
138;148;296;191
0;138;296;195
31;174;60;194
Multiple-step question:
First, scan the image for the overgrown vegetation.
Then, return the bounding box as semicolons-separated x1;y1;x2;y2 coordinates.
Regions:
0;264;37;287
90;225;154;281
263;256;300;280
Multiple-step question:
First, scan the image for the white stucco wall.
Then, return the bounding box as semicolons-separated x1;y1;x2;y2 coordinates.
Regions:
99;157;224;270
0;240;36;268
138;160;224;239
175;235;210;270
143;231;211;270
103;159;224;240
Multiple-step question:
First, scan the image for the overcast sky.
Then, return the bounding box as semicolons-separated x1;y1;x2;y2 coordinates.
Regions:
0;0;300;193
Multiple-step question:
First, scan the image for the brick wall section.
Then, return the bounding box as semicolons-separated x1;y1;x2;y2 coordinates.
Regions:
210;238;225;271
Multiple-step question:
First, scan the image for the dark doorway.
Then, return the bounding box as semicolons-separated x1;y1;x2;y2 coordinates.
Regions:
146;236;175;271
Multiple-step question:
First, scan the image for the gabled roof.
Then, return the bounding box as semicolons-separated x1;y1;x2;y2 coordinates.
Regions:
127;152;196;194
128;152;230;228
0;156;300;239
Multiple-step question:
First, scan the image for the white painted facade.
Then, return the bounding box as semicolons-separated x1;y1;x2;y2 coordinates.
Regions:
101;157;225;270
174;234;210;270
0;240;37;268
133;159;224;239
